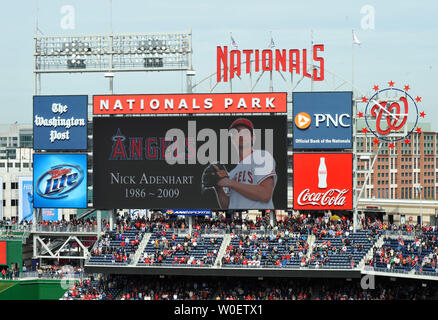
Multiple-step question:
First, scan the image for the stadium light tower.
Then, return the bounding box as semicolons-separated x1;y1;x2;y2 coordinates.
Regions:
32;30;194;227
33;30;194;94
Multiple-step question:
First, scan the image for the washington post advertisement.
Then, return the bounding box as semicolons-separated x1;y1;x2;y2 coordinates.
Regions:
93;115;287;210
293;91;353;149
33;95;88;150
33;154;88;208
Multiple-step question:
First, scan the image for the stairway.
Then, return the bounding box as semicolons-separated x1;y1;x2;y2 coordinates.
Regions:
358;233;384;269
306;234;316;258
132;233;152;265
215;234;231;267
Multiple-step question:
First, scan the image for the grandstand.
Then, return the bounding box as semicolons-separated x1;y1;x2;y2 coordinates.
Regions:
60;274;438;300
52;211;438;300
2;211;438;300
78;213;438;281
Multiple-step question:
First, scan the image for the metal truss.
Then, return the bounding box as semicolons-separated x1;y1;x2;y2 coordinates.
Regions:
33;234;94;260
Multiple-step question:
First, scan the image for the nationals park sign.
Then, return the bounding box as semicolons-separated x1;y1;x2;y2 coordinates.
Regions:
93;93;287;115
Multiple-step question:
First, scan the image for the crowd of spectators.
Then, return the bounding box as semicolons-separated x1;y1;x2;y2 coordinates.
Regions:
0;217;24;238
0;266;18;280
123;213;273;234
36;217;103;233
366;231;438;273
82;213;438;271
62;275;438;300
421;232;438;272
141;230;220;266
222;232;307;267
368;238;423;271
90;219;143;264
61;276;118;300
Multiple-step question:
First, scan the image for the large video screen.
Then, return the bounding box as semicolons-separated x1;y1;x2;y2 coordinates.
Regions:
93;115;287;210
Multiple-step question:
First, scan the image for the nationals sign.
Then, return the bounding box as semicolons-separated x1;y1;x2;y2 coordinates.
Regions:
293;153;352;210
216;45;325;82
93;93;286;115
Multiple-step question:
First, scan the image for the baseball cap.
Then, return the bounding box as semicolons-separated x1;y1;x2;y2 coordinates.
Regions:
229;118;254;133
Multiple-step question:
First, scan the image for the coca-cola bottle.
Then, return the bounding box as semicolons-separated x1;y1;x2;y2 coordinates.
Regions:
318;157;327;189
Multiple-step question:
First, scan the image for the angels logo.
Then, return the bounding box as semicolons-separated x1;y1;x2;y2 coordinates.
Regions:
36;164;84;199
359;82;426;145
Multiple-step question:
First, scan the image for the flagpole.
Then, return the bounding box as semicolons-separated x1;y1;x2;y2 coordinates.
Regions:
269;31;273;92
249;58;252;91
352;30;354;98
352;29;358;233
110;0;113;34
230;32;233;93
311;30;314;92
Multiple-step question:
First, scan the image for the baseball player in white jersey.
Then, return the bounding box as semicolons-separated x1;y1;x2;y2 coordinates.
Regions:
214;118;277;209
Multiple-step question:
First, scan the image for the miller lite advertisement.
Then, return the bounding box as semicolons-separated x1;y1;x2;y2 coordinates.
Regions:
293;153;353;210
93;116;287;210
293;92;353;149
33;154;88;208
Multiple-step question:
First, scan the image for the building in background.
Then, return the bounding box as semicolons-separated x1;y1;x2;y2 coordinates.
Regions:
355;121;438;225
356;122;436;201
0;123;79;220
0;123;33;219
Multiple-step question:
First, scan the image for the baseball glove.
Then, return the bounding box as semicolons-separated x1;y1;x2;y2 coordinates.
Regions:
201;163;228;192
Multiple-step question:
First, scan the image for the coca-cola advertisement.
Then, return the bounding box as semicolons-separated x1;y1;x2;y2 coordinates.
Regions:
293;153;353;210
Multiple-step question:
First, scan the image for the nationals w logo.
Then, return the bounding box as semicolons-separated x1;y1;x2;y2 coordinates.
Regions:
359;83;425;145
370;96;408;135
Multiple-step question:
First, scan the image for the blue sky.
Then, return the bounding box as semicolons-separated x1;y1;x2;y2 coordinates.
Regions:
0;0;437;128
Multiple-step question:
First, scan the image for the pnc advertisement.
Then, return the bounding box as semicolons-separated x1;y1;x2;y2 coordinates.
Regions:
33;154;88;208
293;92;352;149
293;153;353;210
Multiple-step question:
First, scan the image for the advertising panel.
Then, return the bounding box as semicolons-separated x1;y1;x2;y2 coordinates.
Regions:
0;176;2;220
0;241;6;265
293;153;353;210
18;177;34;222
33;154;88;208
93;93;287;115
93;115;287;210
165;209;212;216
41;208;60;221
292;92;352;149
33;95;88;150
